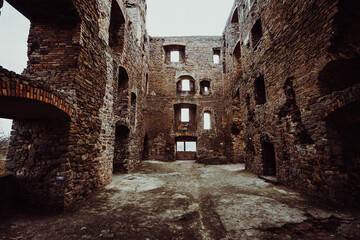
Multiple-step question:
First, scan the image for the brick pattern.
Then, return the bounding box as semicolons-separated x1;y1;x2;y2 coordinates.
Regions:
0;68;73;117
223;0;360;207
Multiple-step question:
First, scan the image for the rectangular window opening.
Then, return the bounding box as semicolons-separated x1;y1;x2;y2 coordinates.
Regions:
181;80;191;91
181;108;190;122
176;141;197;152
170;51;180;62
213;54;220;64
185;141;197;152
204;112;211;130
213;49;221;64
177;141;185;151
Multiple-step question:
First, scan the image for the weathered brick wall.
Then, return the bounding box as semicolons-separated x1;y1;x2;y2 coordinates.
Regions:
2;0;358;209
3;0;148;209
147;36;226;162
224;0;360;207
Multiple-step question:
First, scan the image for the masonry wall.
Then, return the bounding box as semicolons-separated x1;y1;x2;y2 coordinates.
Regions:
223;0;360;207
1;0;359;210
146;36;227;162
2;0;148;209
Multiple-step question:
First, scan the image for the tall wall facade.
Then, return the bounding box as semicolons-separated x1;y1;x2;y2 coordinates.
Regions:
222;0;360;207
1;0;149;209
146;36;228;162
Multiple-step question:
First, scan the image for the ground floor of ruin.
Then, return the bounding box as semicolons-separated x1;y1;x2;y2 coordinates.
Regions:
1;161;360;240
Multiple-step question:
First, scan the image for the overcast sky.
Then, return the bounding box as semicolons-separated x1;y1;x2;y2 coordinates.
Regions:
0;0;235;135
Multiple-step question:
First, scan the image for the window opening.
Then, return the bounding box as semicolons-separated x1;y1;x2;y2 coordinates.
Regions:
177;141;185;151
200;80;211;96
170;51;180;62
204;112;211;130
109;0;126;54
254;75;266;105
176;141;197;152
213;49;220;64
164;44;185;64
181;79;191;91
185;141;197;152
251;18;263;50
181;108;190;122
213;54;220;64
177;76;195;96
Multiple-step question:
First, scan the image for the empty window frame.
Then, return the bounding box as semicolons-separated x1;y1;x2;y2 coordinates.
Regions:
185;141;197;152
177;76;195;95
177;141;185;151
181;108;190;122
170;51;180;62
200;80;211;95
164;44;185;64
181;79;191;91
213;49;220;64
174;104;197;130
251;18;263;50
109;0;126;54
254;75;266;105
204;112;211;130
177;141;197;152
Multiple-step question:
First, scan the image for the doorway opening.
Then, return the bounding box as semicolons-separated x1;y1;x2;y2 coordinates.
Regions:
262;141;276;176
113;124;130;172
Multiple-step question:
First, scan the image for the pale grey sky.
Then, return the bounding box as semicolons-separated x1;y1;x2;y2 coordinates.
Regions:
146;0;235;36
0;0;235;135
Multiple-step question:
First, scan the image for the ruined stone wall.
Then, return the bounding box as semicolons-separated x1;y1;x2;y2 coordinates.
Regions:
223;0;360;207
3;0;148;208
147;36;226;162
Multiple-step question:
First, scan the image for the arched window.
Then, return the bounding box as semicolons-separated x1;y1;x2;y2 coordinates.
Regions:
109;0;125;55
176;76;195;96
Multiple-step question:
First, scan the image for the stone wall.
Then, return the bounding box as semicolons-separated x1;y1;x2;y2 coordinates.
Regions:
146;36;227;162
223;0;360;207
1;0;359;209
2;0;149;209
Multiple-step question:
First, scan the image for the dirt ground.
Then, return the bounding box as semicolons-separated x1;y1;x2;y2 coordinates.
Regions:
1;161;359;240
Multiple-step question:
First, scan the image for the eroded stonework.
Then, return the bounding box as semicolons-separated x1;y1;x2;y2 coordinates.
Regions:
0;0;359;209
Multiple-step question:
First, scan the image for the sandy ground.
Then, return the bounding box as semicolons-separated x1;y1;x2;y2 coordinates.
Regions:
1;160;359;239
